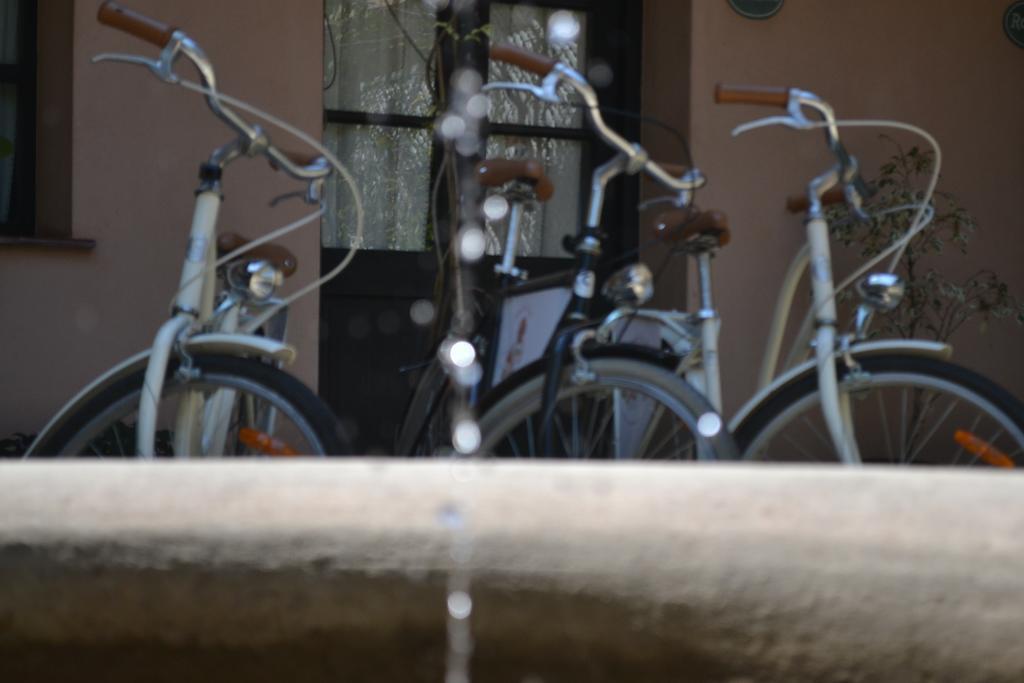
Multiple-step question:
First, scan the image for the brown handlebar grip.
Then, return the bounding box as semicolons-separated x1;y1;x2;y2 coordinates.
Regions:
715;84;790;108
490;43;557;77
98;1;177;48
785;186;847;214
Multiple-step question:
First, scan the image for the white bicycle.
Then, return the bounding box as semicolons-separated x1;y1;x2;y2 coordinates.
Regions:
474;44;1024;465
610;84;1024;465
26;2;360;456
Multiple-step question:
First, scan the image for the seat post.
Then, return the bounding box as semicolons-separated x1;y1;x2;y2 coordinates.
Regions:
497;197;525;280
696;250;723;412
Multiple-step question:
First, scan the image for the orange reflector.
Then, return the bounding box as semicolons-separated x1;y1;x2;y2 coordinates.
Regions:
238;428;299;457
954;430;1014;468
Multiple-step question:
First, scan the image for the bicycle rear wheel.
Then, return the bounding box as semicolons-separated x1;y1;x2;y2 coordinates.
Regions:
735;355;1024;465
34;354;348;456
477;353;738;460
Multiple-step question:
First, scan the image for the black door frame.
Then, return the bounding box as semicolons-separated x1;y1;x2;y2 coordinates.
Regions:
319;0;643;451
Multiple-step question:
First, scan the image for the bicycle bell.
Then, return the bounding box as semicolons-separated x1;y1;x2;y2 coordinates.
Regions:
602;263;654;308
229;259;284;301
856;273;905;311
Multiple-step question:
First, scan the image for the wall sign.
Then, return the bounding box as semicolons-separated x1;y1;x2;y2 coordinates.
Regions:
728;0;784;20
1005;2;1024;48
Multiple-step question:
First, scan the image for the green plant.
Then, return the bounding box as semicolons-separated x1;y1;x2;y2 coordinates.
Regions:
830;137;1024;342
0;135;13;160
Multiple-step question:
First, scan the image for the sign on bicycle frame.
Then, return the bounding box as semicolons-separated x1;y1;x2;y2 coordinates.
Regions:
728;0;784;20
1005;2;1024;48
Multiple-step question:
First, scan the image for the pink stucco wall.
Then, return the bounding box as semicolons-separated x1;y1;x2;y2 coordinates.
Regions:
646;0;1024;416
0;0;323;435
2;0;1022;439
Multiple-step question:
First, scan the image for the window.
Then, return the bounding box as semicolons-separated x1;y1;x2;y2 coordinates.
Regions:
485;2;588;257
322;0;437;251
0;0;35;236
321;0;640;257
317;0;642;451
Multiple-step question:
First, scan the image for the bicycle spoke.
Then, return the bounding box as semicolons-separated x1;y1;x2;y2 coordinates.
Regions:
553;411;573;457
582;392;606;456
571;392;580;457
800;415;833;458
898;387;909;462
584;395;614;459
903;389;940;461
951;413;983;466
112;422;127;456
780;428;820;461
503;429;523;458
644;414;693;460
876;390;895;464
974;427;1008;467
905;397;959;465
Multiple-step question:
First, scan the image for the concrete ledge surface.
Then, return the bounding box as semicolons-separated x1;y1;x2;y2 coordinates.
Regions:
0;461;1021;682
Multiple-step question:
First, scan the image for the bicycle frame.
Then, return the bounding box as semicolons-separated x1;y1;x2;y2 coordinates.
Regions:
26;5;336;458
612;86;956;464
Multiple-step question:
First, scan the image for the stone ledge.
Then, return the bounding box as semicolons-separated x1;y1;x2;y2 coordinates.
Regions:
0;461;1020;682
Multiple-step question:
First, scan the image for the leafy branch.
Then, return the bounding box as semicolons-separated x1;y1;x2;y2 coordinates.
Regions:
829;136;1024;341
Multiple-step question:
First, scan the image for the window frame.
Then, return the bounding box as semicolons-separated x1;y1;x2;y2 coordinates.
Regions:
481;0;643;258
320;0;642;257
0;0;36;237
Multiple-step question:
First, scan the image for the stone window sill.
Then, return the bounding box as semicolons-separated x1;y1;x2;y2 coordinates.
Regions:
0;236;96;251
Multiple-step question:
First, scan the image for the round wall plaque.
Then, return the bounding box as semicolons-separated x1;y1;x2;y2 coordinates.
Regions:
1005;2;1024;48
728;0;784;20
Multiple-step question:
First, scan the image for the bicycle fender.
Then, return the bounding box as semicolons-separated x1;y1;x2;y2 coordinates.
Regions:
24;350;153;456
182;333;296;365
24;336;296;456
729;340;952;431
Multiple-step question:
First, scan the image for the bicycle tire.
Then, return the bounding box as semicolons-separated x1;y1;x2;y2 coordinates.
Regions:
477;352;739;460
33;354;349;456
734;354;1024;465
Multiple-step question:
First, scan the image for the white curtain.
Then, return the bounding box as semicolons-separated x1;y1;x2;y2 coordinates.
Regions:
319;0;586;255
323;123;431;250
322;0;434;250
484;136;582;258
487;4;587;129
485;4;586;258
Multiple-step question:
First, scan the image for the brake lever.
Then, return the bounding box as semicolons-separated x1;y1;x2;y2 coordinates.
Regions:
482;78;560;104
731;114;812;137
268;191;305;208
92;52;179;84
637;194;689;211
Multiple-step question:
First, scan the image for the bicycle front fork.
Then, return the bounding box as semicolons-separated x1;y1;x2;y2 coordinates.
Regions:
807;215;862;465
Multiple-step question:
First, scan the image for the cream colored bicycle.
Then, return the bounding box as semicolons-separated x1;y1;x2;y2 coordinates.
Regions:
26;2;362;456
614;84;1024;465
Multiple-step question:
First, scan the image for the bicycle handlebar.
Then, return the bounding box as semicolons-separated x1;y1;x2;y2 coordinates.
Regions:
487;43;704;194
785;186;846;214
96;2;330;185
490;43;557;77
715;82;876;216
98;1;177;48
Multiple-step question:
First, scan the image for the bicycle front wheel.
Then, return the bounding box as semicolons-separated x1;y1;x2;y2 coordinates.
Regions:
34;354;348;456
477;353;738;460
735;355;1024;466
